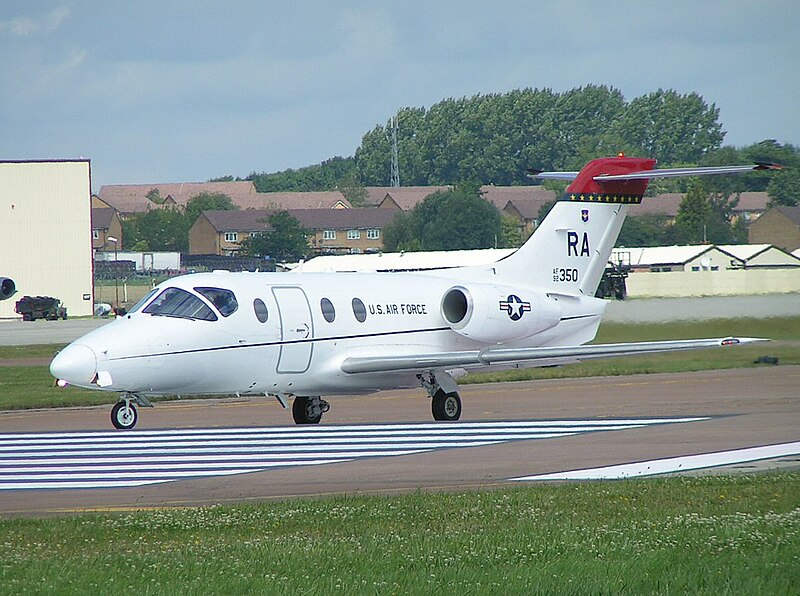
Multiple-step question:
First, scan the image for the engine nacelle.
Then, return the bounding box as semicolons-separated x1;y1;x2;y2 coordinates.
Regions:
440;284;561;343
0;278;15;301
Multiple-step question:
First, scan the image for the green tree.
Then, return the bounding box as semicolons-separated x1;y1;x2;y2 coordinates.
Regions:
672;180;738;244
184;193;237;229
608;89;724;165
248;156;356;192
382;211;422;252
336;172;369;207
240;211;310;261
499;214;523;248
382;184;502;251
122;208;187;252
767;169;800;207
673;181;712;243
146;189;165;205
617;214;672;247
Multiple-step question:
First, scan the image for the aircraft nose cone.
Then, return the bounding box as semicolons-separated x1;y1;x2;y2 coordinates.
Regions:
50;344;97;386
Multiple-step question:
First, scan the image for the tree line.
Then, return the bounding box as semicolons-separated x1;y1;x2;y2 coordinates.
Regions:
135;86;797;255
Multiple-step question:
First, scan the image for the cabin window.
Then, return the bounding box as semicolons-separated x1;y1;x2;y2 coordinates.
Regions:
320;298;335;322
143;288;218;321
352;298;367;323
195;287;238;317
253;298;269;323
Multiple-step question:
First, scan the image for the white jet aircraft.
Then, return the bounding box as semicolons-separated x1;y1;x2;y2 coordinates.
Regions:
50;156;780;429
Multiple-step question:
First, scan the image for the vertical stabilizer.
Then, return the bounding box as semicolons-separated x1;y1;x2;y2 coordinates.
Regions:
495;156;656;295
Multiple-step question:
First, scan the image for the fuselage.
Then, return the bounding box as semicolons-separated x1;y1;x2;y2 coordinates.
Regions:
50;267;606;398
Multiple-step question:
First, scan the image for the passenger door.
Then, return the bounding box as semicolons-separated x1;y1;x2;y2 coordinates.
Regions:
272;286;313;374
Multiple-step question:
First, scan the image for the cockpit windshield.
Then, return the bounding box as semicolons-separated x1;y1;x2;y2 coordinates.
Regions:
194;287;238;317
128;288;159;314
142;287;218;321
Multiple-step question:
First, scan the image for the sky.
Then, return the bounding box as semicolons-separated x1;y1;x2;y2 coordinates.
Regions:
1;1;798;190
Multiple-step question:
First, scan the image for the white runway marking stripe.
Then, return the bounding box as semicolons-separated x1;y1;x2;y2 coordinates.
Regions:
0;417;707;491
511;441;800;481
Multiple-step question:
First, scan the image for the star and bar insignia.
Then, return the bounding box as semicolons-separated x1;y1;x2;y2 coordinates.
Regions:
499;294;532;321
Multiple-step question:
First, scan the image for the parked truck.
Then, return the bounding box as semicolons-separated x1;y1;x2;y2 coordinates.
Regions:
14;296;67;321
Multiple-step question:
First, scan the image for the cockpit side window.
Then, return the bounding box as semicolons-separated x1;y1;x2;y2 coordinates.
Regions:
194;287;238;317
129;288;159;313
143;288;218;321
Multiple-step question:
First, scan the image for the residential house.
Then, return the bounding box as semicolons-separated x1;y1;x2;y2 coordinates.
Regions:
627;192;769;224
372;184;555;238
189;209;398;257
748;206;800;252
91;208;123;251
96;182;350;217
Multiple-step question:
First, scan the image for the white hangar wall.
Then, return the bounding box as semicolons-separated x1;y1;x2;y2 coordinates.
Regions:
0;160;94;318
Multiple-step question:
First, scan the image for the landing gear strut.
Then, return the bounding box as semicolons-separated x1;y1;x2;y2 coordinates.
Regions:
111;393;152;430
292;396;330;424
418;371;462;421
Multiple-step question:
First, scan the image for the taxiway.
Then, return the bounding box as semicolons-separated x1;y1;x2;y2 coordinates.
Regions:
0;365;797;516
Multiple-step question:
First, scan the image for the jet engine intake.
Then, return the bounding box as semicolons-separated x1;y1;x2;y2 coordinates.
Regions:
0;278;15;301
440;284;561;343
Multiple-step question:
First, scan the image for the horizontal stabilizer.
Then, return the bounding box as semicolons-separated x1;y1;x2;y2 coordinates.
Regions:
530;162;782;183
593;162;783;181
341;337;768;375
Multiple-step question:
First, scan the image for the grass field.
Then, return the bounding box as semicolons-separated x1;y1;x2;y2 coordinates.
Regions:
0;474;798;593
0;317;798;410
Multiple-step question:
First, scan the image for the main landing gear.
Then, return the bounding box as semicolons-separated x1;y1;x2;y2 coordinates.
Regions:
292;396;330;424
418;371;462;421
110;393;152;430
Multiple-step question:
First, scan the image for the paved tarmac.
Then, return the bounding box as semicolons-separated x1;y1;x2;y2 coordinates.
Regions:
0;365;797;516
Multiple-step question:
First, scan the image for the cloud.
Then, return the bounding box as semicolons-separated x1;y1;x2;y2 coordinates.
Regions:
0;6;70;37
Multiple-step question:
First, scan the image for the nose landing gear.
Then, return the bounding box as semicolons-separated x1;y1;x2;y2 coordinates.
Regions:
110;393;152;430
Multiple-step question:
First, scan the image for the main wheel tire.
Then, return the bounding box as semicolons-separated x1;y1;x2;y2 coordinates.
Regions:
292;396;322;425
111;401;138;430
432;390;461;421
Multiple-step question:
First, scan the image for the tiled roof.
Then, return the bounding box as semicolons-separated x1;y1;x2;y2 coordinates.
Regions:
201;208;398;233
91;208;115;229
629;192;769;218
99;182;351;214
774;206;800;224
480;185;555;219
98;181;257;214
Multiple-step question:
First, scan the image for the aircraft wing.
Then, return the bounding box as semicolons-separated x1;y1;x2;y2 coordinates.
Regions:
340;337;766;375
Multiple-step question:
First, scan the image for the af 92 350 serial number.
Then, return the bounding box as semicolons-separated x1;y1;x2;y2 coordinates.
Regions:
552;268;579;282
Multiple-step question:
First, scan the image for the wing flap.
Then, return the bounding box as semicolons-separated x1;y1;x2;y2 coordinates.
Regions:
340;337;767;375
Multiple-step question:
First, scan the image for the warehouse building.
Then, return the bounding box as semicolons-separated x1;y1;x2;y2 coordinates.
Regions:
0;160;94;318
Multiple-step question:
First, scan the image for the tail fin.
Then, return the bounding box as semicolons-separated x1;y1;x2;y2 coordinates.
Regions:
495;156;656;296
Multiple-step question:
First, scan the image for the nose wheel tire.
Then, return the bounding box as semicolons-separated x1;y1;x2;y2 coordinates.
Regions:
111;401;138;430
432;390;461;421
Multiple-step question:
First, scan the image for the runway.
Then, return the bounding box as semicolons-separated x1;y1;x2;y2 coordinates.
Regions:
0;365;798;515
